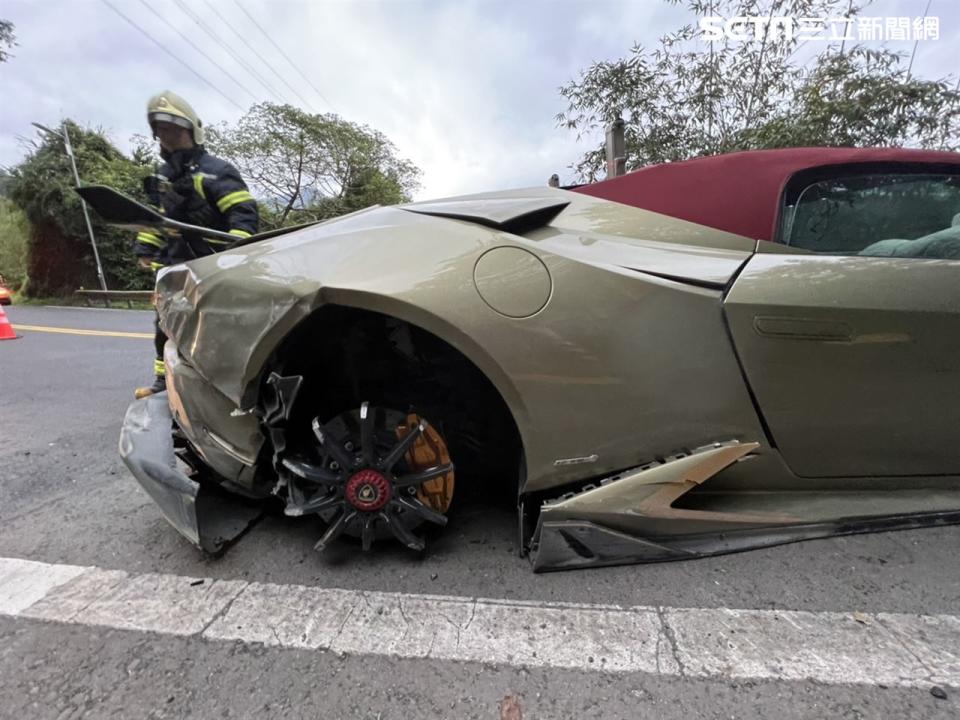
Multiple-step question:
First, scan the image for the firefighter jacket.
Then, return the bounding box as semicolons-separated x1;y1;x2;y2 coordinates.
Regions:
133;145;258;267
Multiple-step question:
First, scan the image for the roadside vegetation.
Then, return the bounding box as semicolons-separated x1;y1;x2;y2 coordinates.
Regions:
2;91;420;297
0;16;420;301
559;0;960;180
0;198;29;292
206;102;421;230
6;123;156;296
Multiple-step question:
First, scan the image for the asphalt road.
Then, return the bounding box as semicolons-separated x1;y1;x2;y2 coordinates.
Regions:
1;305;958;719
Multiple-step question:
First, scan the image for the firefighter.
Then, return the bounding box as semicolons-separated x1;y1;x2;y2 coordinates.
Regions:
134;90;259;399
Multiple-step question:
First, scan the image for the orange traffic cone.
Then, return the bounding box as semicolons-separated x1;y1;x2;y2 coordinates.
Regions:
0;305;18;340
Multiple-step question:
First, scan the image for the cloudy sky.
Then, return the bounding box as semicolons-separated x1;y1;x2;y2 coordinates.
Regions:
1;0;957;199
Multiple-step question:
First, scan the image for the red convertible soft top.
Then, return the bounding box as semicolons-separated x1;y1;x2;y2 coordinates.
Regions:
573;147;960;242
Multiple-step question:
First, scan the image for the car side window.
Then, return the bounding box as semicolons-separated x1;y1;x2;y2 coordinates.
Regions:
782;173;960;259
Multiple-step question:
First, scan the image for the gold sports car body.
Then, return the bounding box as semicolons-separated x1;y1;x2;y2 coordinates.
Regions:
84;147;960;571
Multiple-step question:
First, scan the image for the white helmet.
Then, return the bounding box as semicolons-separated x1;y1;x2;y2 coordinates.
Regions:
147;90;205;144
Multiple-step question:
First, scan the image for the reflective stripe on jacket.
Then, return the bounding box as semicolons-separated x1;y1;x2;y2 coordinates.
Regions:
137;145;259;266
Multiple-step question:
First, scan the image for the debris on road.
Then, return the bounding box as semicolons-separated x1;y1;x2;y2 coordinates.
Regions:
500;694;522;720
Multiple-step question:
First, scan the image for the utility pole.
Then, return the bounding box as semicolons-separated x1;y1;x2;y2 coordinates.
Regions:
31;122;108;291
605;117;626;179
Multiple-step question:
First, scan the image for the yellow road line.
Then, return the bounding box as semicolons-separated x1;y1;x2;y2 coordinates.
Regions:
14;324;153;339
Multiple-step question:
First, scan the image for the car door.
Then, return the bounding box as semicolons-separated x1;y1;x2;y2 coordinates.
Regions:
724;169;960;478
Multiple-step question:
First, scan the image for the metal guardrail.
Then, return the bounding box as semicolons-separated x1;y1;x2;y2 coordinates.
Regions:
75;289;153;308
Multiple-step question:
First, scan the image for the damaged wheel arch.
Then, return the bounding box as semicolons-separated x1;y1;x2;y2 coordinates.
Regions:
256;305;526;551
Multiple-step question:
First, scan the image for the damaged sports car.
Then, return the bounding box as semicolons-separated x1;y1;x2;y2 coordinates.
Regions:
83;146;960;571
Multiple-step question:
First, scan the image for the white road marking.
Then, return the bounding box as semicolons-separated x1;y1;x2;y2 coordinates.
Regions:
0;558;88;615
1;556;957;687
666;606;959;687
23;568;247;636
204;582;675;674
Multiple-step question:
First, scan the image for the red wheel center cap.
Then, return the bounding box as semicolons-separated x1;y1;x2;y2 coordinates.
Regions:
345;469;391;511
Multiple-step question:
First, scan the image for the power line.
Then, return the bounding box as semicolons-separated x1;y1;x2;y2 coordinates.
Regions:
136;0;259;102
906;0;934;79
232;0;337;112
99;0;244;111
201;0;308;109
170;0;287;105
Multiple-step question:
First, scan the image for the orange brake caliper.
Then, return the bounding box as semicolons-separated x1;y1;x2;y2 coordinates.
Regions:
396;414;455;514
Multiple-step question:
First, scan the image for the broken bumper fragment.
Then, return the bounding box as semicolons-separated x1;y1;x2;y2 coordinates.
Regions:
119;392;261;554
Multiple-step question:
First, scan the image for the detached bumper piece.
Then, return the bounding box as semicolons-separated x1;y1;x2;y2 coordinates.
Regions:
530;440;960;572
119;393;262;554
530;441;774;571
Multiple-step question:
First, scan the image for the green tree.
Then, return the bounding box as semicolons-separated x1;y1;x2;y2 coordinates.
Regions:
740;48;960;149
8;121;154;295
0;198;30;289
0;20;15;63
559;0;960;180
0;167;14;197
207;103;420;229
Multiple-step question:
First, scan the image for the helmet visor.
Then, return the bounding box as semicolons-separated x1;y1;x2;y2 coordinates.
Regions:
148;112;194;131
